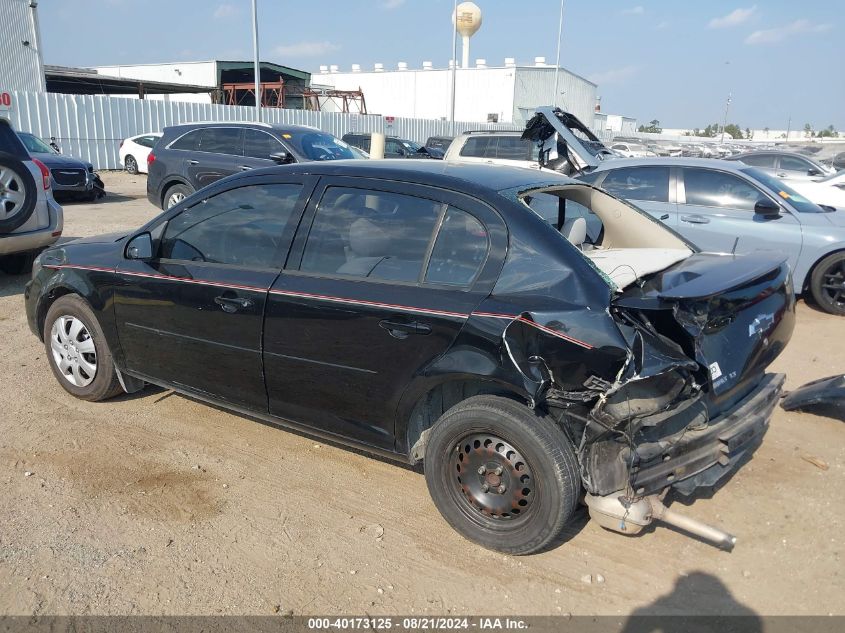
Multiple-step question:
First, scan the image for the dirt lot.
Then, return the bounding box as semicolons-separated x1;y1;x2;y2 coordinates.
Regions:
0;172;842;616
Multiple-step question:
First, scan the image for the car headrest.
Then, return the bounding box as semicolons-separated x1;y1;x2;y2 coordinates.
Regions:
562;217;587;247
349;218;390;257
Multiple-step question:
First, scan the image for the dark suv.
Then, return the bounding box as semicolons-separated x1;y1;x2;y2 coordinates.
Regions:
147;122;357;209
341;133;436;159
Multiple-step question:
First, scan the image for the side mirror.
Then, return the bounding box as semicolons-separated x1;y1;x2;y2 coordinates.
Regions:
270;151;294;164
754;198;781;218
126;232;153;260
808;167;821;176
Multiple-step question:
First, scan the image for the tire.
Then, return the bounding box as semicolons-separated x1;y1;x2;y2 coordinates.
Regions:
0;250;38;275
810;251;845;316
0;151;38;234
124;155;138;175
424;395;581;555
44;295;124;401
164;183;193;209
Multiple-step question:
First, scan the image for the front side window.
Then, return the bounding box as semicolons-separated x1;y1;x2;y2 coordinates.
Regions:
683;168;761;211
779;155;812;172
160;183;302;268
243;129;283;159
602;166;670;202
425;209;489;286
300;187;442;283
198;128;242;155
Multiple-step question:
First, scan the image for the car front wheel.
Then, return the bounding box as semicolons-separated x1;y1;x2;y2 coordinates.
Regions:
44;295;124;401
424;395;581;555
810;252;845;316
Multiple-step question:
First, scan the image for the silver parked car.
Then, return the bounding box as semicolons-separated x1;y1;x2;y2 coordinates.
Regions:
725;151;835;182
579;158;845;314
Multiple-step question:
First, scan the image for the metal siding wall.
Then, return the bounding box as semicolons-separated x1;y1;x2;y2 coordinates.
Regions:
512;68;596;128
8;91;518;169
0;0;43;92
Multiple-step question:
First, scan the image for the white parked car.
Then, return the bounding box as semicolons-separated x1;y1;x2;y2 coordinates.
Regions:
609;142;653;158
119;133;161;174
782;171;845;210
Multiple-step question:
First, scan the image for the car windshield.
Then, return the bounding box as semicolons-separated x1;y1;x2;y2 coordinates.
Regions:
17;132;56;154
402;140;423;152
285;131;356;161
741;167;827;213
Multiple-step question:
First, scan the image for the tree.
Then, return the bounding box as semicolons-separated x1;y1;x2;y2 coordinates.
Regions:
745;127;753;140
804;123;813;138
638;119;662;133
723;123;744;139
763;126;770;138
816;125;839;138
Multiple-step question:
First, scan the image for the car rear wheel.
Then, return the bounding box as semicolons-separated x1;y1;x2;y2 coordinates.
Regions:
44;295;124;401
0;151;38;234
424;395;580;555
124;155;138;175
810;252;845;316
164;183;193;209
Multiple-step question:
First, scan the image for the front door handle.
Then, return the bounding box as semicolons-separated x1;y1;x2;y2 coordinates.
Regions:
214;295;254;313
659;213;670;220
379;319;432;339
188;159;199;165
681;215;710;224
238;165;253;171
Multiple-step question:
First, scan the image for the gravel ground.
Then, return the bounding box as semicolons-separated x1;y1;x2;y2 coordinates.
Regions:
0;171;842;616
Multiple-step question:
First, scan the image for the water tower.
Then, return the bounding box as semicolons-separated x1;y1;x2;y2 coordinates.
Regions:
453;2;482;69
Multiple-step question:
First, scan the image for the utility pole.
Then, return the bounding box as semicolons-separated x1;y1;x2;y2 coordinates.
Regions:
721;93;731;144
252;0;261;120
449;0;458;135
552;0;565;107
786;115;791;142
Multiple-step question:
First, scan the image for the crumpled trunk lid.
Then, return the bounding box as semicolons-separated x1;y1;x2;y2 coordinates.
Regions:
613;252;796;417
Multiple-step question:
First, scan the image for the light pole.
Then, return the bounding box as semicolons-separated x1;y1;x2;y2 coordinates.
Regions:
449;0;458;135
252;0;261;120
720;93;731;144
552;0;566;107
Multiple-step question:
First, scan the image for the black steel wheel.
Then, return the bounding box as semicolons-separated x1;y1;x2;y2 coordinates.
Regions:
810;252;845;316
424;395;580;555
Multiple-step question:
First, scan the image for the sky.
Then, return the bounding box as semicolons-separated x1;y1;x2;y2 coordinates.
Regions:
40;0;844;130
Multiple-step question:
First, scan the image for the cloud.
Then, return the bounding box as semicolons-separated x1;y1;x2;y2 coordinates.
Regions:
745;19;832;44
588;65;640;85
654;20;670;30
382;0;405;8
621;5;644;15
708;6;757;29
213;3;238;19
272;41;341;58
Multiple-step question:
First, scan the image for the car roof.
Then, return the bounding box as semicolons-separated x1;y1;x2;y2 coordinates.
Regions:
457;130;523;137
162;121;319;134
245;159;579;194
592;157;751;172
727;150;817;161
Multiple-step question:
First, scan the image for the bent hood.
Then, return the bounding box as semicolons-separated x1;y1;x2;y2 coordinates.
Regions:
33;152;90;170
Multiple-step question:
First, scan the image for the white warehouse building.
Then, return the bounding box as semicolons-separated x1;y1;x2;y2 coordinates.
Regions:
0;0;46;92
315;57;597;127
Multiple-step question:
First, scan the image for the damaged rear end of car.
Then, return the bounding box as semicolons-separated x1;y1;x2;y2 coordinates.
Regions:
483;181;795;548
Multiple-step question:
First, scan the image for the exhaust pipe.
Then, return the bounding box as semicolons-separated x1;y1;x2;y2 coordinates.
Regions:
585;493;737;550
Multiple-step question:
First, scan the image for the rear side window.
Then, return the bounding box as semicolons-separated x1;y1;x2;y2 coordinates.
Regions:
459;136;534;160
170;129;202;151
243;129;283;159
198;128;242;155
160;183;302;268
738;154;776;168
300;186;442;283
425;208;489;286
460;136;493;158
495;136;532;160
682;168;761;211
601;166;670;202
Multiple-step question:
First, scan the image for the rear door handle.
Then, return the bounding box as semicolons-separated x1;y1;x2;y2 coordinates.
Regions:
681;215;710;224
379;319;431;339
214;295;254;313
659;213;670;220
238;165;253;171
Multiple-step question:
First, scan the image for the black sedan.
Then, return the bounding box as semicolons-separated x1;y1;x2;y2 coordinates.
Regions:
16;132;98;200
24;161;794;554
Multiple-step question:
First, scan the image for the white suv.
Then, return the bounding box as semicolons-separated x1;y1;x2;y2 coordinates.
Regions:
444;131;541;170
0;115;63;274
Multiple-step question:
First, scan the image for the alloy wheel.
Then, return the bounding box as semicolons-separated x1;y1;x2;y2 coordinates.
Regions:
820;259;845;309
167;192;185;208
450;433;535;521
49;315;97;387
125;156;138;174
0;165;26;219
